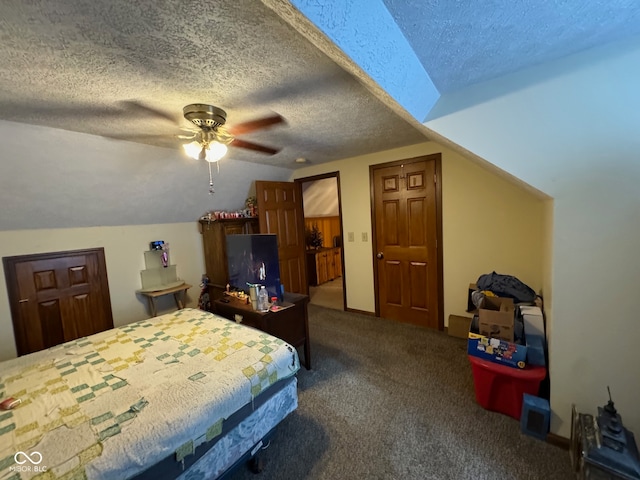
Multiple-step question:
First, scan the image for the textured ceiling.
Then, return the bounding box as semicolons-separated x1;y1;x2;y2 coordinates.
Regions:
0;0;427;169
1;0;639;170
382;0;640;93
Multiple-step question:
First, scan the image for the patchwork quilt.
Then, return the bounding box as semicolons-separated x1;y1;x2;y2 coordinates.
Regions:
0;308;299;480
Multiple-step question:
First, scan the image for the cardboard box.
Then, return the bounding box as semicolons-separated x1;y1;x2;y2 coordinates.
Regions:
468;331;528;369
448;315;472;339
520;305;546;366
479;296;515;342
520;305;545;338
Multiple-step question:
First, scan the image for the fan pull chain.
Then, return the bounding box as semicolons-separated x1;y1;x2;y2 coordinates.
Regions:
208;162;214;194
207;161;221;195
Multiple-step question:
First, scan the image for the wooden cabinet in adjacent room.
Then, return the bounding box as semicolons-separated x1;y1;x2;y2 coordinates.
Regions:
199;217;259;300
306;247;342;286
332;247;342;278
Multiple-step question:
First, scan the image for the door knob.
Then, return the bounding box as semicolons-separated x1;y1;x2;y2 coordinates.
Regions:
376;252;384;259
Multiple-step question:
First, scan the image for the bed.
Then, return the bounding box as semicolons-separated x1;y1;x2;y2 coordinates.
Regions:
0;308;300;479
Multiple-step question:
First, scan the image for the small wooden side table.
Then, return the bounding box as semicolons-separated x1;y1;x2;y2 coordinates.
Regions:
138;283;192;317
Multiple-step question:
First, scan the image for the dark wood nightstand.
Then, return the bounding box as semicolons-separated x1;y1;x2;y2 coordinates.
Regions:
213;292;311;370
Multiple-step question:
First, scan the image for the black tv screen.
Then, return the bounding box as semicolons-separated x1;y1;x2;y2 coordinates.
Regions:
226;234;281;298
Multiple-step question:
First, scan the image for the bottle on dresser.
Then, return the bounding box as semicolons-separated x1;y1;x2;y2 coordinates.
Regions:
257;286;269;312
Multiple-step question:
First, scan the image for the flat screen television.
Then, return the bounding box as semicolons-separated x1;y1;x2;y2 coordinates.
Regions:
226;234;281;299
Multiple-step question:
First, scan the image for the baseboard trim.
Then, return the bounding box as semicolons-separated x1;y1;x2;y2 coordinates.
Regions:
345;307;375;316
546;432;570;450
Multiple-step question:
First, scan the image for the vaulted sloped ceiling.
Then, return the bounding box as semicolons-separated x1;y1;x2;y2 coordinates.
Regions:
2;0;640;230
287;0;640;123
383;0;640;95
0;0;428;168
0;0;430;230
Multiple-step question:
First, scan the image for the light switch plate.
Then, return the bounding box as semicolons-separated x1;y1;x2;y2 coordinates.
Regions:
348;232;354;242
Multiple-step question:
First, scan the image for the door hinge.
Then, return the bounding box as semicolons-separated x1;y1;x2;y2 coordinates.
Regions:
434;174;437;184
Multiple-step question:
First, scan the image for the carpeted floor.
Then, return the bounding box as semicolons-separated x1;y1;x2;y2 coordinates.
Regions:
309;280;343;310
229;305;574;480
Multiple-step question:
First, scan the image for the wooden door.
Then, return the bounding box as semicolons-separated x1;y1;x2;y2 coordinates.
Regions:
371;155;443;329
256;181;308;295
3;248;114;355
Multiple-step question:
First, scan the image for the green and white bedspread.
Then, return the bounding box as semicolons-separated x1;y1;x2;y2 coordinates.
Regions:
0;308;300;480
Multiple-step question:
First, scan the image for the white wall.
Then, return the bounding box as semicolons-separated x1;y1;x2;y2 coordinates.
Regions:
0;223;205;361
291;142;549;326
425;36;640;437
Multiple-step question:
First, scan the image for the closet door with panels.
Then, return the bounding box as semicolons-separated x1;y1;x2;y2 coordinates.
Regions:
3;248;114;356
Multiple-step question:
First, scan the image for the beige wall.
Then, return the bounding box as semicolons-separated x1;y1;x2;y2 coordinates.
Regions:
0;142;546;353
291;142;549;326
0;223;204;361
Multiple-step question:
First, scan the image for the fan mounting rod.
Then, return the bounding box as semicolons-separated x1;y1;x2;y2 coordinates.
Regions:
183;104;227;129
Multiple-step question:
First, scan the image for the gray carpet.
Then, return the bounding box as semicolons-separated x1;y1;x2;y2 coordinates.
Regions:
309;280;344;311
229;305;574;480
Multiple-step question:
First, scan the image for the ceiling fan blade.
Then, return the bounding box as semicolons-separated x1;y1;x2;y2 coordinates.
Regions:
231;138;280;155
227;114;285;135
118;100;181;125
102;133;181;141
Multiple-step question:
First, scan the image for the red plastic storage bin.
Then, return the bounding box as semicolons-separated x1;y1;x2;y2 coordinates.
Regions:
468;355;547;420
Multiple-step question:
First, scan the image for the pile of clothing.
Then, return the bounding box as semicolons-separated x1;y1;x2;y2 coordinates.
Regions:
470;271;538;311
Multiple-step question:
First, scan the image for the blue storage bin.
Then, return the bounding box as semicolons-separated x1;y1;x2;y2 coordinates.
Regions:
526;334;546;366
520;393;550;441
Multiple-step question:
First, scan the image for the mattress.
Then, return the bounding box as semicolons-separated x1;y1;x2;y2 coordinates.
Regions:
0;308;300;479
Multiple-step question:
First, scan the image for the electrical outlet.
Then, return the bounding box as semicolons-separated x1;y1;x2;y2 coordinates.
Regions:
234;314;243;323
348;232;355;242
362;232;368;242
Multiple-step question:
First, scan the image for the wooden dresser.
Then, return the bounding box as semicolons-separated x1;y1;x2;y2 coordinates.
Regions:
213;292;311;369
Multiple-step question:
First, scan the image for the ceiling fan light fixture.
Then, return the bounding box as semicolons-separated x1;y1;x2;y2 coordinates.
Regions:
183;139;227;162
183;141;203;160
205;141;228;162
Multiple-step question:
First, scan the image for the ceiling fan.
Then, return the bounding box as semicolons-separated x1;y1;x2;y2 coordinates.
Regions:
171;103;285;194
104;101;285;161
101;101;285;194
179;103;285;162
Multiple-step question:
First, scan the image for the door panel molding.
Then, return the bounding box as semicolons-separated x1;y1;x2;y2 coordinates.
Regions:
256;181;308;296
370;154;444;330
3;247;113;355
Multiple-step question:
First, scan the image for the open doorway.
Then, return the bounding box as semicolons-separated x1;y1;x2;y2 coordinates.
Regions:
296;172;345;311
